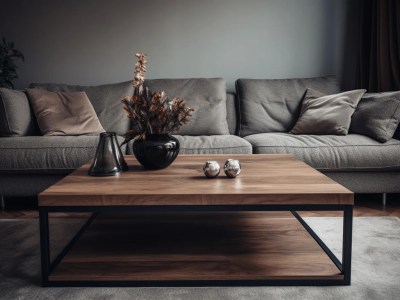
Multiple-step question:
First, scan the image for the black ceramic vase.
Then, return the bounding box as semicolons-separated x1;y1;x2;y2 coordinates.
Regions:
133;134;180;170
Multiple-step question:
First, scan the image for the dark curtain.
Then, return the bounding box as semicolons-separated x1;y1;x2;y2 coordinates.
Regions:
354;0;400;92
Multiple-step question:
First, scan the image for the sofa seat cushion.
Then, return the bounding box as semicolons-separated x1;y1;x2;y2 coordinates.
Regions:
0;136;125;174
172;135;252;154
244;133;400;171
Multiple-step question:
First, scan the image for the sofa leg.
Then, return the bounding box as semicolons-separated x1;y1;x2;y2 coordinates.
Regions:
382;193;387;208
0;196;4;211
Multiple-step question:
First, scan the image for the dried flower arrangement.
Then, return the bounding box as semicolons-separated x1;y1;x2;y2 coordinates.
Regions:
121;53;194;145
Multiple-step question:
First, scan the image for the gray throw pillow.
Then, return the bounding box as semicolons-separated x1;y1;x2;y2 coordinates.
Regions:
235;76;340;137
350;91;400;142
26;88;105;136
144;78;229;135
29;81;133;135
291;89;366;135
0;87;39;136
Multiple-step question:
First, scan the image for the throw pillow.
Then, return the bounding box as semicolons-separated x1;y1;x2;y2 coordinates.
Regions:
26;88;105;136
291;89;366;135
144;78;230;135
235;76;340;137
350;91;400;142
0;87;39;136
29;81;133;135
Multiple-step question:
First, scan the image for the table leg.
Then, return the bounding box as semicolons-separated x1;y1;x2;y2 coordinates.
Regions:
382;193;387;207
292;205;353;285
342;205;353;285
39;209;50;287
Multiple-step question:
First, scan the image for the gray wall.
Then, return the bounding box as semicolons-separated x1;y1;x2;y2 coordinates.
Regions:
0;0;346;91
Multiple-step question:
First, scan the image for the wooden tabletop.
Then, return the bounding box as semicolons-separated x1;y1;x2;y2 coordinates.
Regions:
39;154;353;206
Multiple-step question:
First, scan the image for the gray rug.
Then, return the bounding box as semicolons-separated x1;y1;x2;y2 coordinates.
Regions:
0;217;399;300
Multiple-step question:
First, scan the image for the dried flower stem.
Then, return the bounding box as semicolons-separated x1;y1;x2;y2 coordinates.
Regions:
133;53;147;90
121;53;194;145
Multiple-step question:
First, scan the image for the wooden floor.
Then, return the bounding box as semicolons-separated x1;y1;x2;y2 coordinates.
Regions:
49;212;342;282
1;194;399;219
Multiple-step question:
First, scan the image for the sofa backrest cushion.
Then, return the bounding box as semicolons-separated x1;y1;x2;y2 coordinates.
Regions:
144;78;230;135
236;76;340;136
0;87;39;137
29;81;133;135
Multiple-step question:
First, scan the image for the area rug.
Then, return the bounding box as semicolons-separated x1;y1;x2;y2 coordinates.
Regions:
0;217;399;300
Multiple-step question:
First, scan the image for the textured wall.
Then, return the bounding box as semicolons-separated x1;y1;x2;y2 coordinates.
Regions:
0;0;346;91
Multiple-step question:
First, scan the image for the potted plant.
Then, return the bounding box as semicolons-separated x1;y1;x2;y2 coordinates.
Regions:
121;53;194;170
0;38;24;89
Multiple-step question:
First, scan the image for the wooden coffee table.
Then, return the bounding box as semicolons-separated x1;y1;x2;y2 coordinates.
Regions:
39;154;353;287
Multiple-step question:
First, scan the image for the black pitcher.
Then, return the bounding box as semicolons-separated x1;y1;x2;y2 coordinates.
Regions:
89;132;126;176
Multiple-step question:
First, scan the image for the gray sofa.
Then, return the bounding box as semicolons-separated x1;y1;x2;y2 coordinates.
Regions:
0;76;399;204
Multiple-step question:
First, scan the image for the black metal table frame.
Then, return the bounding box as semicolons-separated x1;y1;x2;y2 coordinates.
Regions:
39;204;353;287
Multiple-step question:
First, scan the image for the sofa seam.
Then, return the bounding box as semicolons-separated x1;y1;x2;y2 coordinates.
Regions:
0;146;248;150
0;147;248;150
235;80;242;137
252;143;400;149
0;168;75;170
0;146;98;150
180;146;251;150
